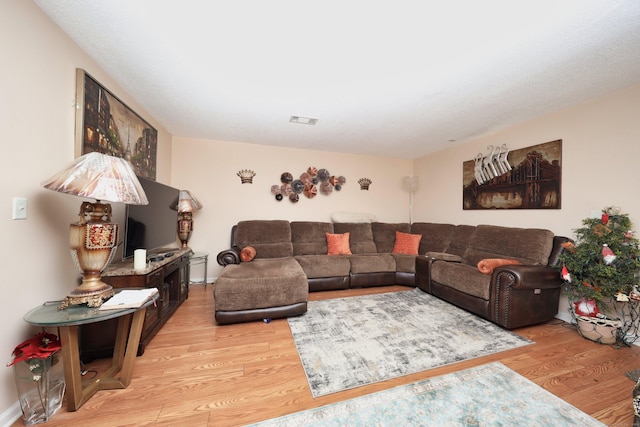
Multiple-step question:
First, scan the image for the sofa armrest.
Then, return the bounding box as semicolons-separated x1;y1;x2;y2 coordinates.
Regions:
493;264;561;290
425;251;462;262
417;252;461;294
490;264;562;329
217;248;240;266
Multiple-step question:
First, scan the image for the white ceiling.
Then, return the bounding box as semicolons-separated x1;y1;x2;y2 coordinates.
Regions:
34;0;640;159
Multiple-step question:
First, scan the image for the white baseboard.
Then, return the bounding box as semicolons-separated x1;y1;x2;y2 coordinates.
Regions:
0;401;22;427
555;311;574;324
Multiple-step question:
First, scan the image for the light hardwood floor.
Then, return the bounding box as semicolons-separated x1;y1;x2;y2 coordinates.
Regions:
14;285;640;426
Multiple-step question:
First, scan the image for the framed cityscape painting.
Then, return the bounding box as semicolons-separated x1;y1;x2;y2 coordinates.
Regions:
75;68;157;180
462;139;562;210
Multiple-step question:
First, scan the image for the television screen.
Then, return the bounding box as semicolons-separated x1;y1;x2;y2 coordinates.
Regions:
123;177;179;259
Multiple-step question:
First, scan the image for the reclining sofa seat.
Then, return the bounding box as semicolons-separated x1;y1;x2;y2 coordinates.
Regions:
215;220;569;329
416;224;570;329
213;220;308;324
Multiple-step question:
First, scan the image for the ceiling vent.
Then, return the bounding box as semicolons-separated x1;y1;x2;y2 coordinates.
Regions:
289;116;318;125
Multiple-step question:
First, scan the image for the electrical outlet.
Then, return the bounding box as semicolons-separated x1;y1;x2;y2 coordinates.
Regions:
12;197;27;220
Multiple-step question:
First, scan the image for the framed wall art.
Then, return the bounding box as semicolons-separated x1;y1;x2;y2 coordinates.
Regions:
462;139;562;210
75;69;157;180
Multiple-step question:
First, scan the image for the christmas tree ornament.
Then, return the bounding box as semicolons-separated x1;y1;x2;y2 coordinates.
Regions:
561;265;571;282
602;244;616;265
574;298;600;317
601;212;609;224
616;292;630;302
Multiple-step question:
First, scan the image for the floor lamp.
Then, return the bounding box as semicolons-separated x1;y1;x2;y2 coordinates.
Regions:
402;176;419;224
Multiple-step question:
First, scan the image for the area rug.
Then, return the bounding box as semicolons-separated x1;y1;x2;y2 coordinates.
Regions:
248;362;604;427
288;289;533;397
625;368;640;382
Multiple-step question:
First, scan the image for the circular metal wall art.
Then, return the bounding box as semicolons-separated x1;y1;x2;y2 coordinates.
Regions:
271;166;346;203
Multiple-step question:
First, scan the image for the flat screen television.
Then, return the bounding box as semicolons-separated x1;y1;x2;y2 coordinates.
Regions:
123;177;179;259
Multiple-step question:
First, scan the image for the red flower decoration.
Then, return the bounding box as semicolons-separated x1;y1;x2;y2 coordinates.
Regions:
7;332;62;366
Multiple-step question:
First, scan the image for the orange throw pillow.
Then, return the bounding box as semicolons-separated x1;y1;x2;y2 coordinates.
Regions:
477;258;520;274
392;231;422;255
326;232;352;255
240;246;256;262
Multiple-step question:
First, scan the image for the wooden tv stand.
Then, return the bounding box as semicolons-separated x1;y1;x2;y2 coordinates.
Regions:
79;248;191;361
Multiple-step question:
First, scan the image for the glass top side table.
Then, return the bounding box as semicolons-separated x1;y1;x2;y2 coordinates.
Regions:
23;294;156;411
189;251;209;287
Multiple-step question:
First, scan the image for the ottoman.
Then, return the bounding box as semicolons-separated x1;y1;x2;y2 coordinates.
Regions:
214;257;308;324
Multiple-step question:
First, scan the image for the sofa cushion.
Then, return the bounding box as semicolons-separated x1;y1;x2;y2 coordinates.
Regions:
236;220;293;259
326;232;352;255
392;231;422;255
214;258;308;311
477;258;520;274
295;254;352;278
240;246;256;262
291;221;334;255
333;223;377;254
463;224;554;266
392;253;416;273
446;225;476;257
372;222;410;253
431;262;492;300
348;253;396;273
410;223;456;255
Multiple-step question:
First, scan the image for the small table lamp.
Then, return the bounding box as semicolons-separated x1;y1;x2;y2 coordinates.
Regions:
43;152;148;309
172;190;202;248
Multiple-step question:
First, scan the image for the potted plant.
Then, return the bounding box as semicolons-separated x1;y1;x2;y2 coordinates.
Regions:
558;206;640;344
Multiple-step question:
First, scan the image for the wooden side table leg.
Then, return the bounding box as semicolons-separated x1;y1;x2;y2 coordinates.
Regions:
112;313;132;368
99;307;147;389
58;326;83;411
119;307;147;386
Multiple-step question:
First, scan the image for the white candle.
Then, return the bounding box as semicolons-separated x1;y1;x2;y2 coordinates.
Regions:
134;249;147;271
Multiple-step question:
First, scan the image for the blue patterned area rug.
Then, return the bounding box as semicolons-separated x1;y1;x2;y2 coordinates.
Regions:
288;289;533;398
248;362;604;427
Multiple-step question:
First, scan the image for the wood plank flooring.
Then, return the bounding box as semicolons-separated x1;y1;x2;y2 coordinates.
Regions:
13;285;640;426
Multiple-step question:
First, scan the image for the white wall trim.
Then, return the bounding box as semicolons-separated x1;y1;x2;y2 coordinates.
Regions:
0;401;22;427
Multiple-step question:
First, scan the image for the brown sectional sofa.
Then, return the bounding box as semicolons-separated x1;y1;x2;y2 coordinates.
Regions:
214;220;570;329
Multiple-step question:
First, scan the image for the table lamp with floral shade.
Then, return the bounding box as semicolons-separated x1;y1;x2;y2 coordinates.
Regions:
42;152;148;309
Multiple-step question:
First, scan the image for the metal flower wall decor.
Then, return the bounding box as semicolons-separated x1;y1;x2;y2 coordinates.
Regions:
271;166;346;203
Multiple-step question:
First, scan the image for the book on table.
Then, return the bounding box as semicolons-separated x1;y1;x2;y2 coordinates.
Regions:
99;288;159;310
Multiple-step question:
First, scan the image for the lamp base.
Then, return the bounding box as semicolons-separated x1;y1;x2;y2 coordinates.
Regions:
177;214;193;249
58;282;114;310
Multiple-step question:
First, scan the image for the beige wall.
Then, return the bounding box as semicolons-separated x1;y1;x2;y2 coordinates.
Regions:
0;1;173;421
413;83;640;322
173;84;640;285
171;137;413;279
413;83;640;238
4;0;640;422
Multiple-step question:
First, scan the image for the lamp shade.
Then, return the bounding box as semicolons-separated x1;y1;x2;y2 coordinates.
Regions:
42;152;148;205
403;176;419;192
172;190;202;213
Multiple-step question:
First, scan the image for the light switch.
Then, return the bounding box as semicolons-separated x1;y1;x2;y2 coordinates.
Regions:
12;197;27;220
